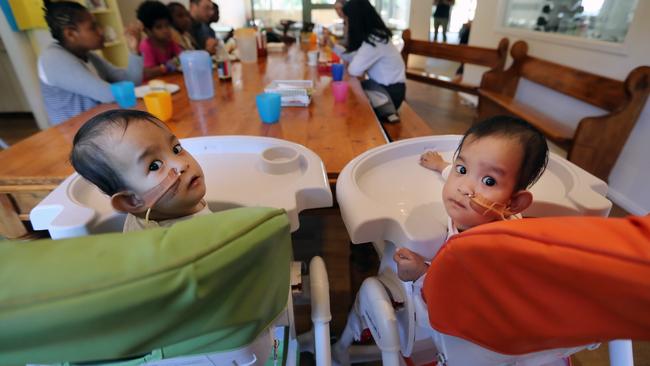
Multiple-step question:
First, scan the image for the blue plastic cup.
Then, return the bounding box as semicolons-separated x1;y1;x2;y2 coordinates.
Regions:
256;93;282;124
110;81;136;108
331;63;344;81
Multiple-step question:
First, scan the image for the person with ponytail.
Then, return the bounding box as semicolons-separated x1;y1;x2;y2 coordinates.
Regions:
38;0;144;124
334;0;406;123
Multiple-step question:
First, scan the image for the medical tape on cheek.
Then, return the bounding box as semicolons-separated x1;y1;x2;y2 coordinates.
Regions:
140;168;181;210
466;192;514;220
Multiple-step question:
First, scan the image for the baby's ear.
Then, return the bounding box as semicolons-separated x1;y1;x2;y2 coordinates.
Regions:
110;191;146;213
508;190;533;215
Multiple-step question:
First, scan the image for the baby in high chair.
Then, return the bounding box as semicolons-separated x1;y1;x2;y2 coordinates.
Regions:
394;116;549;282
70;109;209;232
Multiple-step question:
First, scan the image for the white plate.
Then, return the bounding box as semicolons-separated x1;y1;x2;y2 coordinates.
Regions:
135;83;180;98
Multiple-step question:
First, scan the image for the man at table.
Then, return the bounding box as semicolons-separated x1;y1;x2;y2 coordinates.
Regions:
189;0;218;54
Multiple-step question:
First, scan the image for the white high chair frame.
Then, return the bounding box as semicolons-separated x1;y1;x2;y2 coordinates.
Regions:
28;136;335;366
332;136;633;366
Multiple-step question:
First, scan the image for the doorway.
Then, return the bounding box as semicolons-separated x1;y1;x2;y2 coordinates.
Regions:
430;0;476;43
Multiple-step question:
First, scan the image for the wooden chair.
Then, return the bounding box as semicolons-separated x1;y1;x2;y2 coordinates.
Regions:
478;41;650;181
401;29;509;95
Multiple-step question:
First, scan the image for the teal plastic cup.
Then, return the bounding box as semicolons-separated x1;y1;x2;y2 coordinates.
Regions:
110;81;136;108
256;93;282;123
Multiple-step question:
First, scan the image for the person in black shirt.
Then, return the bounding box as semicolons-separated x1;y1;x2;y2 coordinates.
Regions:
454;20;471;81
189;0;217;53
432;0;454;42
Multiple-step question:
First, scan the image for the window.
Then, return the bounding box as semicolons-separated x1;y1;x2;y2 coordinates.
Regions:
373;0;411;30
502;0;639;43
251;0;410;30
251;0;302;27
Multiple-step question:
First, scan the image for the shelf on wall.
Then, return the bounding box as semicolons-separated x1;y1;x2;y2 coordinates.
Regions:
90;8;113;14
103;40;123;48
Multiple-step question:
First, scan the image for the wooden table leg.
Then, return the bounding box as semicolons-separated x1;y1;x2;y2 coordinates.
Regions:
0;193;28;239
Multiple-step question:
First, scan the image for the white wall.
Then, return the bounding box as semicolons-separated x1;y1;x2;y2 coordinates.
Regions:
0;36;30;112
116;0;139;26
0;10;49;129
215;0;246;28
465;0;650;215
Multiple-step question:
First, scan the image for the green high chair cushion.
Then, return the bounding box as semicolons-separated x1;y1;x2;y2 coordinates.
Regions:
0;207;291;364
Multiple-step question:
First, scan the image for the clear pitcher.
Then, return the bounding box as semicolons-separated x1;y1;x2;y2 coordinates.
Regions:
180;51;214;100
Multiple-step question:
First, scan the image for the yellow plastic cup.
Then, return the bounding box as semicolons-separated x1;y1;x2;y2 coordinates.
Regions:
144;91;173;121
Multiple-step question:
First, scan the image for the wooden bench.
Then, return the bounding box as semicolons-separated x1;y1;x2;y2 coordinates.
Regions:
381;102;433;141
477;41;650;181
401;29;509;95
348;78;434;142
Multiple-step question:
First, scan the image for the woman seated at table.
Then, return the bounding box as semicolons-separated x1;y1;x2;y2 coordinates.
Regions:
331;0;406;123
168;2;197;50
38;0;143;125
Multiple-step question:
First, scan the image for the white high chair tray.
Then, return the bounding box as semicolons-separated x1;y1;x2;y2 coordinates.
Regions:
336;135;612;258
30;136;333;239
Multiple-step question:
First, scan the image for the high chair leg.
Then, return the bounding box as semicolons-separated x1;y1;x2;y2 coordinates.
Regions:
332;312;357;366
358;277;401;366
334;277;404;366
310;257;332;366
609;340;634;366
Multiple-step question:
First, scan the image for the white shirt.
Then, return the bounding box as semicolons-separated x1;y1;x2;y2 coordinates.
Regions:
344;38;406;86
123;204;212;232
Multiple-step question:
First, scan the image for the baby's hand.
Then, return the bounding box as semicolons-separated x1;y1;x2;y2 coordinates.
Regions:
393;248;429;282
165;59;178;73
420;151;448;172
124;21;143;54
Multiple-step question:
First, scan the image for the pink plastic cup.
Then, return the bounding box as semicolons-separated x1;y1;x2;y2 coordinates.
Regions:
332;81;349;103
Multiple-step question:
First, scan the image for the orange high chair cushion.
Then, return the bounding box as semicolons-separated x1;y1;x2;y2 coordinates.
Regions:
423;215;650;354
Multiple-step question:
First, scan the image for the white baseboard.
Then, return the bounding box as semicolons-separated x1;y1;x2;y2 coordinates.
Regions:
607;188;649;216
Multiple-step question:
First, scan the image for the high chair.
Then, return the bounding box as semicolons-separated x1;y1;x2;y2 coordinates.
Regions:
332;136;630;366
30;136;333;238
24;136;336;365
0;207;332;365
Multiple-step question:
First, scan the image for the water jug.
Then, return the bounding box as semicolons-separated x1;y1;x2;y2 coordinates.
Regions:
180;51;214;100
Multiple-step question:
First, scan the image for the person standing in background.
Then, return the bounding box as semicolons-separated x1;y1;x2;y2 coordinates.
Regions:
432;0;454;42
452;19;471;82
189;0;217;53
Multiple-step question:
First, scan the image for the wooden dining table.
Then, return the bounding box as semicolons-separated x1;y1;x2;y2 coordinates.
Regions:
0;45;392;239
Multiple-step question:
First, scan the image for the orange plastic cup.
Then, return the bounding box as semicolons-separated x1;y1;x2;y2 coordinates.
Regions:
144;91;173;121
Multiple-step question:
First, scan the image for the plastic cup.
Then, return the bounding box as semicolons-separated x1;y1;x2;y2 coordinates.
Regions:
235;28;258;63
180;51;214;100
256;93;282;124
331;63;344;81
307;50;319;66
332;81;349;103
144;91;173;121
110;81;136;108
